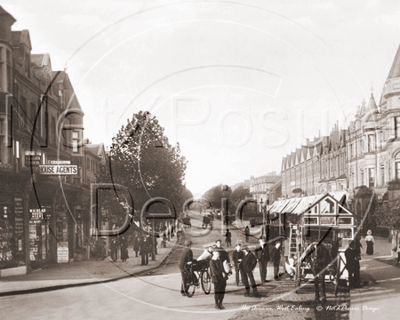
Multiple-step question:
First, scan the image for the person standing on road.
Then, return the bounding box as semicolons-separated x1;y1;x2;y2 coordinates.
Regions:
345;241;361;289
140;236;149;265
180;240;194;296
255;237;270;283
215;239;230;264
270;242;282;280
110;237;118;262
245;226;250;242
392;231;400;265
365;230;374;255
240;245;260;297
210;250;228;309
225;229;232;247
232;243;244;286
134;236;140;257
120;235;129;262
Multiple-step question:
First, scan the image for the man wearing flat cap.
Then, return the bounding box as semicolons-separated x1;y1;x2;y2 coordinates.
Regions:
240;245;260;297
179;240;195;296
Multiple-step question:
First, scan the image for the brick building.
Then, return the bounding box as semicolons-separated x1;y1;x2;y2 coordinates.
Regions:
0;6;102;276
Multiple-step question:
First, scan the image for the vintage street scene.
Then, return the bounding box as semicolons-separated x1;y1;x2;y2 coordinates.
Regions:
1;1;400;319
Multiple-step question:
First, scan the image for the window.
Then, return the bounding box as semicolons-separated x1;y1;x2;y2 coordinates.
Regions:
380;166;385;185
6;49;11;92
368;135;375;152
360;170;364;186
396;153;400;180
396;117;400;138
51;117;56;144
369;168;375;187
0;47;3;91
72;131;79;153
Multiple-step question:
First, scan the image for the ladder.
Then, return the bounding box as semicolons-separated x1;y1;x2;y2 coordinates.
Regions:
288;223;300;258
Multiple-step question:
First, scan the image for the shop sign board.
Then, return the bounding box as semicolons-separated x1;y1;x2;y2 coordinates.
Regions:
57;242;69;263
39;165;77;175
48;160;71;165
25;155;41;166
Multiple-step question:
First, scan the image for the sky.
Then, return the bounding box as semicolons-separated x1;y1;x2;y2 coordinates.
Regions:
3;0;400;196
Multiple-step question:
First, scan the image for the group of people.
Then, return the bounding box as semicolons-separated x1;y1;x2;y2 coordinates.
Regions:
179;237;283;310
110;235;129;262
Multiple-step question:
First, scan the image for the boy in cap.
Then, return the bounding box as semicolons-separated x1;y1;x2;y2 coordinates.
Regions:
241;245;261;297
232;243;244;286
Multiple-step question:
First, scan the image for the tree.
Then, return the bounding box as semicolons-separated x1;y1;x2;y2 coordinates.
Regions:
373;198;400;231
229;186;256;219
202;185;232;210
96;111;189;231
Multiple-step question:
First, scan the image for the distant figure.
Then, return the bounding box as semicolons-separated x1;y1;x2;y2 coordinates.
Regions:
245;226;250;242
134;236;140;257
140;237;149;265
225;229;232;247
110;238;118;262
120;235;129;262
365;230;374;255
345;241;361;289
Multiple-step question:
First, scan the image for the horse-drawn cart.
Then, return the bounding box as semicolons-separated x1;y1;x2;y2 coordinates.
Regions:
281;193;356;300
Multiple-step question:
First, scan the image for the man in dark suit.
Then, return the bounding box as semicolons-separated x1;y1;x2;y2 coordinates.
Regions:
240;245;260;297
270;241;282;280
179;240;194;296
255;237;270;283
345;241;361;289
215;239;230;264
210;250;227;309
232;243;244;286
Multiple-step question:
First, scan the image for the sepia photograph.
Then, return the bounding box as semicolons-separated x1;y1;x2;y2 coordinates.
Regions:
0;1;399;319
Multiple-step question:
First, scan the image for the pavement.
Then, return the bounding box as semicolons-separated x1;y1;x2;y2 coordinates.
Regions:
348;235;400;320
0;235;179;296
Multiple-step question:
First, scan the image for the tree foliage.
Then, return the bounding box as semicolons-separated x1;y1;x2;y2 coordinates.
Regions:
97;111;190;225
373;198;400;230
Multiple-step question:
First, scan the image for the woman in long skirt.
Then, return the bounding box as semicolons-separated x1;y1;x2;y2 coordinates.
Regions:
120;235;129;262
365;230;374;255
110;238;118;261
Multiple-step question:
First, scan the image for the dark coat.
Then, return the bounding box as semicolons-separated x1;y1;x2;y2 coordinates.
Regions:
120;236;129;260
255;244;270;262
140;238;148;255
270;246;281;265
215;246;230;263
232;250;244;264
134;237;140;251
179;247;193;271
240;251;257;273
210;258;226;283
345;247;360;272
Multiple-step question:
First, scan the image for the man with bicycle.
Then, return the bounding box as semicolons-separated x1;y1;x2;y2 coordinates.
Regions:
179;240;197;296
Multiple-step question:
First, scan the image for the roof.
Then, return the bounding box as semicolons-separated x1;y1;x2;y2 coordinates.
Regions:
31;54;51;68
0;6;16;23
11;29;32;50
387;44;400;80
85;144;102;157
270;191;349;215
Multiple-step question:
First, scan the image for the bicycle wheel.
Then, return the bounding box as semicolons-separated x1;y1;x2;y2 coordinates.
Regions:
201;270;212;294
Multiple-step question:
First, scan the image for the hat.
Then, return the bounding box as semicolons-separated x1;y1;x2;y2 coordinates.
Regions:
216;239;222;243
242;245;250;251
185;240;193;247
367;230;372;235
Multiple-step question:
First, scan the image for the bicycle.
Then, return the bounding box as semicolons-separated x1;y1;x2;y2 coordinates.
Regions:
184;260;212;297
